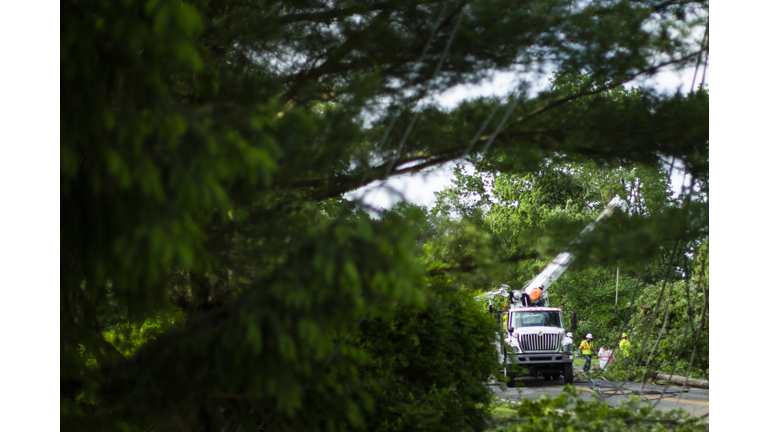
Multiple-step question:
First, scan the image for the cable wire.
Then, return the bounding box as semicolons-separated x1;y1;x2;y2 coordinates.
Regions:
586;163;708;409
358;1;451;188
384;7;465;177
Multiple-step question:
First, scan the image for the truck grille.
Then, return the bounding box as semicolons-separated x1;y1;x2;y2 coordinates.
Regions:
519;333;559;352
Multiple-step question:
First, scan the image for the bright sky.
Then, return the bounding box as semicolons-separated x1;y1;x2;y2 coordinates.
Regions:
346;66;707;211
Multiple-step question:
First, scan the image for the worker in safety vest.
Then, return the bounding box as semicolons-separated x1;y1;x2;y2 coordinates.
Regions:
619;333;631;359
579;333;595;373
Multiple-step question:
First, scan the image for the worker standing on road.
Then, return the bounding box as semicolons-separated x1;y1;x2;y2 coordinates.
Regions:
579;334;595;373
619;333;631;361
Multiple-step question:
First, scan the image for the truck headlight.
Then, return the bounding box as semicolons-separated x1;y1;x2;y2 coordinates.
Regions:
561;344;572;352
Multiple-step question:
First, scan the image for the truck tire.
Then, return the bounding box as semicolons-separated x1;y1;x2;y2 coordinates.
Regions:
563;363;574;384
506;374;515;387
505;366;515;387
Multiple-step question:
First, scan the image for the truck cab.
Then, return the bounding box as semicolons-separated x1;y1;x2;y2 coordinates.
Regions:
503;306;574;385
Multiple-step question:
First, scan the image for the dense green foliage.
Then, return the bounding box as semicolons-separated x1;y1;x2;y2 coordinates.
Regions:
603;239;709;381
354;283;500;432
61;0;708;430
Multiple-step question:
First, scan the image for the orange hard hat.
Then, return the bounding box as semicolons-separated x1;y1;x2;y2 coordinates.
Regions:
529;288;542;301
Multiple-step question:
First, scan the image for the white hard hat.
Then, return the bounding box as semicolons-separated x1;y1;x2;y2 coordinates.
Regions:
566;332;573;338
586;333;593;339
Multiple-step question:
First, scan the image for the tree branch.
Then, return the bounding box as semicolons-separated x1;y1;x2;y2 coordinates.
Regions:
427;252;539;276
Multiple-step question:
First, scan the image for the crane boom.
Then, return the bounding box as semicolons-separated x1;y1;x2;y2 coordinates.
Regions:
522;195;628;303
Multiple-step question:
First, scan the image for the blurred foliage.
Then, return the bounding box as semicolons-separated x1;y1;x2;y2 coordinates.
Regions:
489;386;708;431
352;282;500;432
101;308;187;358
61;0;708;430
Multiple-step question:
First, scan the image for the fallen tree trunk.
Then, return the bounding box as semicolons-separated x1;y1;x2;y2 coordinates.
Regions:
649;372;709;389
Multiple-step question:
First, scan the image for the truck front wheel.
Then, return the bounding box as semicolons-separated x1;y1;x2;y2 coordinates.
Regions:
563;363;574;384
505;366;515;387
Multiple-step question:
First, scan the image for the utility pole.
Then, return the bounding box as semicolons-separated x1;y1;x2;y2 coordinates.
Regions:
614;265;620;317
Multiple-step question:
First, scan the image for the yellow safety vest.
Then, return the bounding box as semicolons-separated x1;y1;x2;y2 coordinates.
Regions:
619;339;630;356
579;340;594;355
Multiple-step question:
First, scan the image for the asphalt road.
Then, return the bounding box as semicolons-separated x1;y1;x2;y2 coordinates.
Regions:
489;373;709;419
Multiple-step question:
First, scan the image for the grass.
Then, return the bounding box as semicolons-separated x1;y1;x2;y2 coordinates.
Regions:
490;402;518;419
487;399;519;430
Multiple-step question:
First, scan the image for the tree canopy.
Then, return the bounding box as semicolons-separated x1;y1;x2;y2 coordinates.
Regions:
61;0;709;430
425;75;709;382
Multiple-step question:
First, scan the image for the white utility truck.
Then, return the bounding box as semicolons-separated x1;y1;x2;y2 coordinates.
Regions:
479;195;628;386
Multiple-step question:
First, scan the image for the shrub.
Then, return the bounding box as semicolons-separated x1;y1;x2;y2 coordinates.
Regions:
352;281;501;432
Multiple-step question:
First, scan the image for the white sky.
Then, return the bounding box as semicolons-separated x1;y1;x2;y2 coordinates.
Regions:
347;66;706;211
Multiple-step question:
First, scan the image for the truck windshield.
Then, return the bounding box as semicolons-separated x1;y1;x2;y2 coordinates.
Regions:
511;311;562;328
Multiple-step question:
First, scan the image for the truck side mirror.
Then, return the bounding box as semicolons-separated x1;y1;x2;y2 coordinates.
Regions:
571;312;577;331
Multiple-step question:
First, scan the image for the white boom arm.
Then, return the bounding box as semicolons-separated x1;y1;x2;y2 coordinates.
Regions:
476;287;509;301
523;195;628;302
